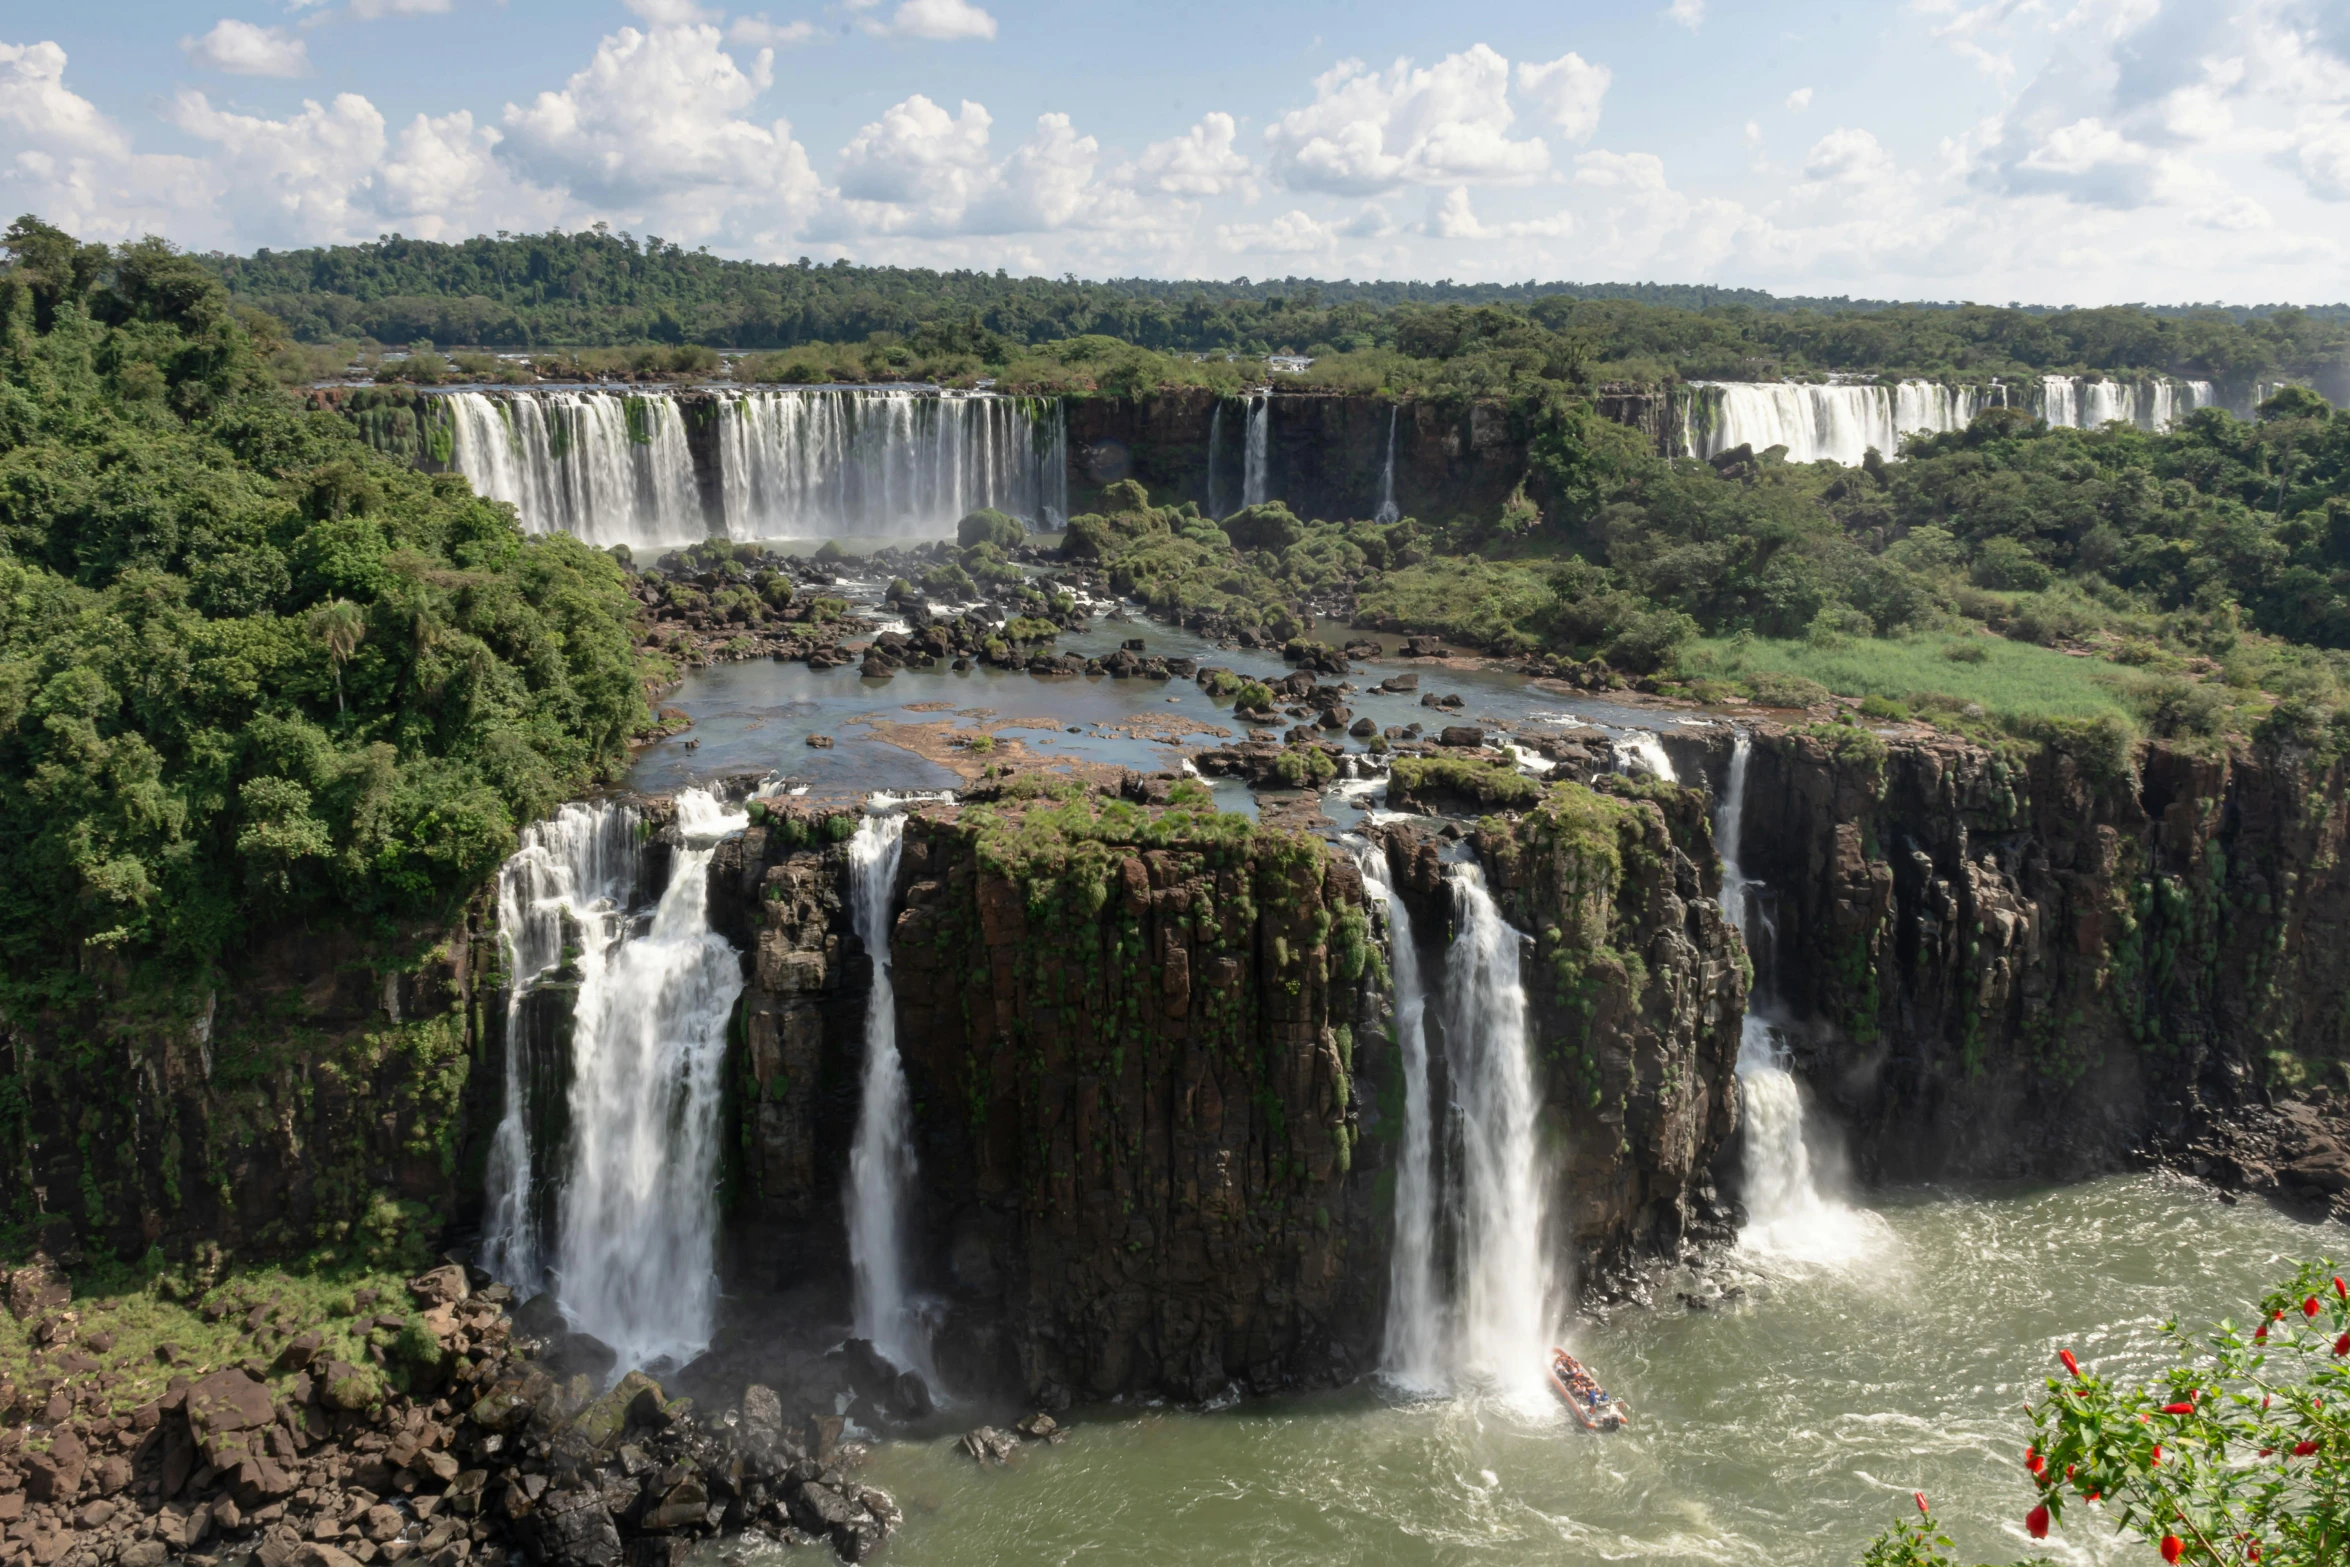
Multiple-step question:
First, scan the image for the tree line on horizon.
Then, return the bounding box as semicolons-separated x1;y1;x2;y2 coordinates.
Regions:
200;227;2350;387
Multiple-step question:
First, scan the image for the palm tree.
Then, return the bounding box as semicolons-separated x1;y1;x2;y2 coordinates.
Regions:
309;598;366;714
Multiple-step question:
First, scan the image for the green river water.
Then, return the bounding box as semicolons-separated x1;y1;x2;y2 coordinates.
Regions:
752;1176;2321;1567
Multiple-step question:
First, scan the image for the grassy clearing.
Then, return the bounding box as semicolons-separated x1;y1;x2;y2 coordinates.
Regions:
1683;633;2150;727
1;1262;421;1419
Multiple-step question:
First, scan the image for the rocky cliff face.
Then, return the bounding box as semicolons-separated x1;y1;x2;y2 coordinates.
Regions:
1061;391;1532;525
3;908;503;1270
1671;722;2350;1183
1375;777;1747;1294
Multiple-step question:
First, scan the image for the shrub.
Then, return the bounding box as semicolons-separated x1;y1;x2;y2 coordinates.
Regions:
956;508;1025;549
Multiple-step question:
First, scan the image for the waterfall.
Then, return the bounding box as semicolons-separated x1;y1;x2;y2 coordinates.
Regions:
1616;730;1676;781
481;800;644;1292
1241;394;1270;507
1445;865;1550;1398
492;789;749;1374
846;801;927;1373
445;390;703;551
441;387;1068;547
1683;380;1991;466
2037;375;2208;432
1374;406;1401;524
1716;734;1873;1266
1357;844;1440;1389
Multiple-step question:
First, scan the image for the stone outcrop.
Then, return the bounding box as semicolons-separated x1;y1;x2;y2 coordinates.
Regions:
1671;721;2350;1184
1376;776;1747;1293
721;781;1385;1404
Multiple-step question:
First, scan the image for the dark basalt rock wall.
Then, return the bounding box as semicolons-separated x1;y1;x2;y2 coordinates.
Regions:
3;907;507;1268
1670;723;2350;1184
1064;390;1531;525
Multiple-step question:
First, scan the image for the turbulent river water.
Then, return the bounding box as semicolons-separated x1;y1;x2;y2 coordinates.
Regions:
822;1176;2315;1567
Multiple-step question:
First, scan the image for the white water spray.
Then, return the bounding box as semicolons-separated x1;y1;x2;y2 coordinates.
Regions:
1616;731;1676;781
1445;866;1551;1400
482;801;644;1291
542;789;747;1372
1717;734;1876;1266
846;799;928;1372
1241;394;1270;508
1356;846;1440;1389
1374;405;1401;524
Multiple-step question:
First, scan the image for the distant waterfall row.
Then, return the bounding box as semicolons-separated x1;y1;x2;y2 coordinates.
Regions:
439;387;1069;551
1681;375;2220;466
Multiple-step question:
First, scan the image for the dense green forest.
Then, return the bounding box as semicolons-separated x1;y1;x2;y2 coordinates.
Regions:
0;219;650;1011
206;229;2350;385
1063;384;2350;749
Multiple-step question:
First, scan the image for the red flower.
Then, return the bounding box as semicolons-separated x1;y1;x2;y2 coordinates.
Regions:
2151;1444;2163;1466
2250;1540;2263;1562
2335;1333;2349;1357
2025;1447;2046;1476
2306;1295;2321;1318
2025;1503;2050;1540
2260;1448;2274;1457
2162;1401;2195;1414
2295;1440;2320;1457
2256;1323;2270;1341
1914;1491;1929;1517
2060;1348;2082;1378
2336;1275;2347;1300
2161;1535;2184;1564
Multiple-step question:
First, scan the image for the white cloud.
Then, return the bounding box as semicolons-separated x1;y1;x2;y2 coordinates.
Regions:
1665;0;1704;29
1217;208;1338;254
498;25;819;239
1424;185;1571;239
1803;126;1897;187
1743;119;1763;147
1785;86;1813;111
1574;148;1669;191
0;40;215;242
164;89;388;243
2299;114;2350;199
728;15;818;47
1131;112;1251;196
346;0;456;17
1514;52;1610;142
625;0;717;23
183;20;309;78
862;0;997;42
1265;45;1549;195
822;96;1151;240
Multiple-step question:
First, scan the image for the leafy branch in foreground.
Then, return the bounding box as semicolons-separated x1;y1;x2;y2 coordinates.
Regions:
1862;1261;2350;1565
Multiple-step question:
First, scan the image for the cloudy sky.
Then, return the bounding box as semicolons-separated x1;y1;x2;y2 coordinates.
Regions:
6;0;2348;303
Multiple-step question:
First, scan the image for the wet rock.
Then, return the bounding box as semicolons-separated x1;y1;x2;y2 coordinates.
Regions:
955;1427;1021;1465
1436;726;1486;748
807;734;834;748
1376;673;1418;692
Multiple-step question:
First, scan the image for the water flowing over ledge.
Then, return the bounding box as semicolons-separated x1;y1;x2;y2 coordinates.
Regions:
440;386;1068;549
1680;375;2219;466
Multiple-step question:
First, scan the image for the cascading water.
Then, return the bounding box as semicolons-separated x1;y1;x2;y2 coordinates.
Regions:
1206;401;1226;517
1444;865;1550;1399
1716;733;1874;1266
846;799;928;1373
442;387;1067;546
446;390;703;550
481;800;645;1291
492;789;747;1375
1241;394;1270;508
1374;405;1401;524
1682;375;2211;466
1616;730;1676;781
1682;380;1994;466
1356;845;1439;1389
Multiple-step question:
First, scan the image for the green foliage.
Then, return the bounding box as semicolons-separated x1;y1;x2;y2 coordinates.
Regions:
956;507;1025;549
0;218;649;1008
1388;755;1546;811
1869;1260;2350;1566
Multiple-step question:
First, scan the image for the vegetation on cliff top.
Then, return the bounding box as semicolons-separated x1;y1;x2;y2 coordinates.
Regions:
205;228;2346;390
0;217;649;1010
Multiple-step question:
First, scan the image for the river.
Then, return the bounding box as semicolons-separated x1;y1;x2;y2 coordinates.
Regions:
822;1175;2314;1567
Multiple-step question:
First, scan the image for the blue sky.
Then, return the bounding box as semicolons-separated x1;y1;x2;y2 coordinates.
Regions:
5;0;2347;302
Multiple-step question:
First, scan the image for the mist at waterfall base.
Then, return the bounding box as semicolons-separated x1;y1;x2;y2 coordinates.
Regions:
482;788;747;1375
1717;733;1883;1269
847;1174;2301;1567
